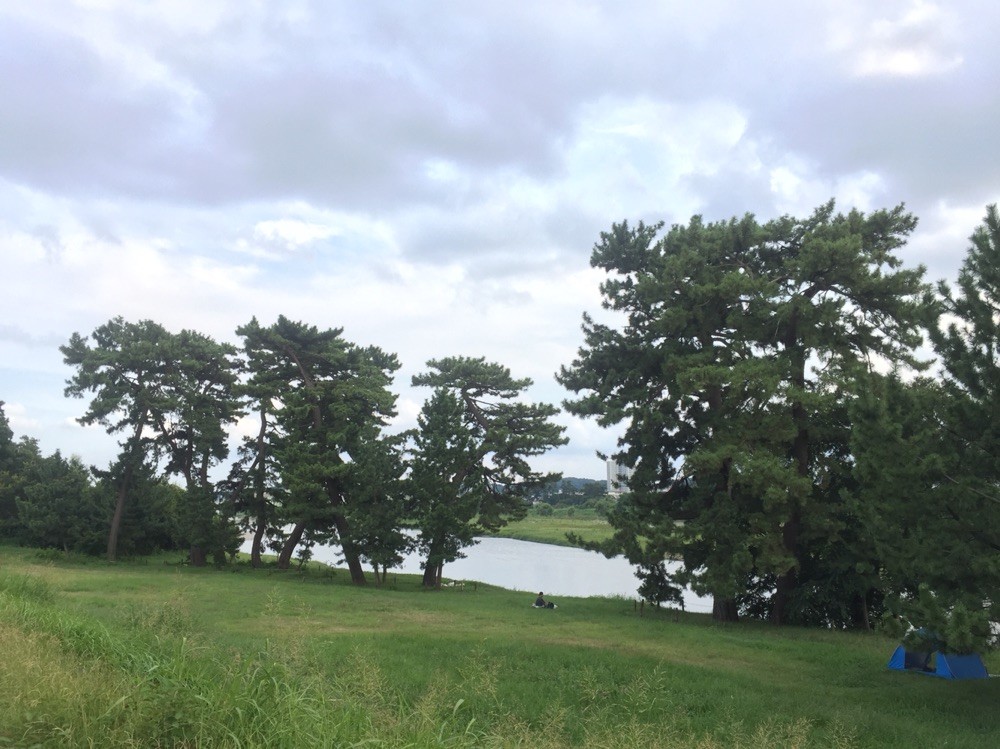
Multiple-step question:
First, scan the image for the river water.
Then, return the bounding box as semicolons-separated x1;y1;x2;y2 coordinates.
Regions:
247;535;712;613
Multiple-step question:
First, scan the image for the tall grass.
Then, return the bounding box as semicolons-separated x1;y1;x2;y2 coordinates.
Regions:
0;588;857;748
1;551;997;748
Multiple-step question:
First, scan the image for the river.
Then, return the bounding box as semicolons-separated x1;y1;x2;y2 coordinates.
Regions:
244;535;712;613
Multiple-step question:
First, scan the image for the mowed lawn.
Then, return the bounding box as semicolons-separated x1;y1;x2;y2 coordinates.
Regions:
1;544;998;748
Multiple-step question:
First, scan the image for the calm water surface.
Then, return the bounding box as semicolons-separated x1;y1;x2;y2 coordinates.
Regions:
249;535;712;613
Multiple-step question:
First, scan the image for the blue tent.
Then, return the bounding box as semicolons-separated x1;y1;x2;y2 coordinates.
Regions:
888;645;989;680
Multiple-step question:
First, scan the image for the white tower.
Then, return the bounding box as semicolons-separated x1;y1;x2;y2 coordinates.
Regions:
605;458;633;495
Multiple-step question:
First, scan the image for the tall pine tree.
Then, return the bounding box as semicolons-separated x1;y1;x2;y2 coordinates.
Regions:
561;202;929;624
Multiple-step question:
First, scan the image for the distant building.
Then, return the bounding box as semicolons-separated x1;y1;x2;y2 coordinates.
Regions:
605;459;633;495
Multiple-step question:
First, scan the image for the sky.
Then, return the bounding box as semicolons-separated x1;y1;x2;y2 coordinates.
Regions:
2;0;999;480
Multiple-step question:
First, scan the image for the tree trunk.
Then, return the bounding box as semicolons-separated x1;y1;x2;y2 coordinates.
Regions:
189;545;207;567
106;476;130;562
422;559;445;588
249;409;269;570
850;592;871;630
343;547;367;585
251;520;266;568
712;596;740;622
330;512;367;585
277;521;306;569
771;510;800;625
771;532;799;625
107;418;146;562
422;562;436;588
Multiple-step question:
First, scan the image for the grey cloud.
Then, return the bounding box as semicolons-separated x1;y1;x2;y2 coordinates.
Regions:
0;2;777;210
0;21;195;199
3;2;999;264
0;324;64;349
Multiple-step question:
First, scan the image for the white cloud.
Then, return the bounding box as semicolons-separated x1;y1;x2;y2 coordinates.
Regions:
563;96;754;219
5;402;40;431
769;159;888;216
828;1;964;77
905;199;993;282
253;219;334;247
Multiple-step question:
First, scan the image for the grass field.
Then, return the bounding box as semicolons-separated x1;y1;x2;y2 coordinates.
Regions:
1;544;998;748
492;508;613;546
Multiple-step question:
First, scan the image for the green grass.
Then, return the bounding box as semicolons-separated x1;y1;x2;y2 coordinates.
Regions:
492;508;613;546
1;544;998;748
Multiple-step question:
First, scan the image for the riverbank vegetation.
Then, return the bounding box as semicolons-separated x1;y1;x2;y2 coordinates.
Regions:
2;546;998;748
492;506;614;547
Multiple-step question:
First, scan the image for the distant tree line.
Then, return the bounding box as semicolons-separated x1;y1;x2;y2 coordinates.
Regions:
559;200;1000;652
0;319;566;587
528;477;608;508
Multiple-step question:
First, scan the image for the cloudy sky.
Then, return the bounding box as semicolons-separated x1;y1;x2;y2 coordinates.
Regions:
2;0;998;479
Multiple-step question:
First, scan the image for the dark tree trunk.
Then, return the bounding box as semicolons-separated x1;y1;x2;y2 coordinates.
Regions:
422;562;437;588
277;521;306;569
107;418;146;562
712;596;740;622
189;545;207;567
771;509;801;625
422;559;444;588
249;409;269;570
343;547;367;585
251;520;266;568
106;477;130;562
850;592;871;630
330;512;367;585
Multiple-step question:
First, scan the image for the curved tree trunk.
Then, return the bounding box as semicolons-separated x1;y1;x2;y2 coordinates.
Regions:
251;520;266;568
330;512;367;585
342;542;367;585
277;521;306;569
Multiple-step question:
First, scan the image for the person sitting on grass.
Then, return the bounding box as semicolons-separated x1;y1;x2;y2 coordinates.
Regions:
534;592;556;609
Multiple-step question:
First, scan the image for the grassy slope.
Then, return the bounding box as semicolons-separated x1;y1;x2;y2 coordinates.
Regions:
1;545;998;748
491;509;613;546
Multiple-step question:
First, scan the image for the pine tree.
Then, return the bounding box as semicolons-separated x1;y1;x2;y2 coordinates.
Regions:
61;318;175;561
411;357;567;587
236;316;399;583
560;202;929;624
